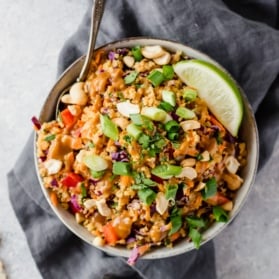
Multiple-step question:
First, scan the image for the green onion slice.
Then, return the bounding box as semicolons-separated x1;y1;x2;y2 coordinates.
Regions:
100;114;119;141
151;164;182;179
162;90;176;106
162;65;174;80
175;107;195;119
138;188;156;205
126;123;142;139
148;70;165;87
112;162;132;176
124;71;138;84
131;46;143;61
82;154;108;172
183;88;198;101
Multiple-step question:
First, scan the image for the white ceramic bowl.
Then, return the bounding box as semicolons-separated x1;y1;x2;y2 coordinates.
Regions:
35;37;259;259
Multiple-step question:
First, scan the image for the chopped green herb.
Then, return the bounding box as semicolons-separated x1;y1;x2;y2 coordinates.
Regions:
130;114;154;130
183;88;198;101
142;177;157;187
138;188;156;205
169;207;182;235
165;184;178;201
138;133;150;148
100;114;119;141
213;206;229;222
196;153;204;161
86;141;95;148
172;142;181;149
215;130;223;145
112;162;132;176
162;65;174;80
158;101;174;112
202;177;217;199
90;170;105;179
151;164;182;179
148;70;165;87
189;227;202;248
176;107;195;119
168;132;179;141
111;201;118;209
132;173;157;191
124;71;138;84
131;46;143;61
117;92;125;101
186;216;206;228
44;134;55;142
135;83;143;89
123;135;132;143
80;183;87;198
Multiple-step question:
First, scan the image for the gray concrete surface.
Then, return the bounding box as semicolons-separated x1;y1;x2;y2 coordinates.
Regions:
0;1;278;279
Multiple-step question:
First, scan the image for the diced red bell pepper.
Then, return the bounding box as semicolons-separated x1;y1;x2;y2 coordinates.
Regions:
61;173;83;187
206;192;230;206
60;108;75;128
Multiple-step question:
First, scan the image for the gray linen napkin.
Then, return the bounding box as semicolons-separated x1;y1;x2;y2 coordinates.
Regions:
8;0;279;278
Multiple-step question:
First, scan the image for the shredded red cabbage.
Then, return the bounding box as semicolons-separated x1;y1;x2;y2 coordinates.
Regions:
50;178;58;187
108;51;115;61
31;116;41;130
111;151;129;162
170;112;179;121
69;195;81;213
127;246;140;265
126;237;136;244
116;48;128;55
88;179;99;186
151;174;164;184
39;156;47;162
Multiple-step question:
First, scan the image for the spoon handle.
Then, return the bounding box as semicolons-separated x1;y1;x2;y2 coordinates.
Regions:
79;0;106;82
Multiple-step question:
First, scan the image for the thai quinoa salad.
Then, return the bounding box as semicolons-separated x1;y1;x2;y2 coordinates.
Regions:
34;45;247;264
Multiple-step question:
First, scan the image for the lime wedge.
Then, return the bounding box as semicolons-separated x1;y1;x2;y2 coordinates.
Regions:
173;59;243;136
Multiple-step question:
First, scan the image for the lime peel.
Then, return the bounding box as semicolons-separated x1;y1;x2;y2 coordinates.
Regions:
174;59;243;136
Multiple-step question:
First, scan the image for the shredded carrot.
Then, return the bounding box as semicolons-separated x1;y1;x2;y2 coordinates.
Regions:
119;175;133;188
50;191;58;206
95;50;105;64
170;232;180;242
138;244;151;255
210;115;225;132
103;223;118;245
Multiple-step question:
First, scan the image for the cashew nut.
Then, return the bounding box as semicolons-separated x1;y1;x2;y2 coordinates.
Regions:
156;192;169;215
225;156;240;174
123;55;135;68
181;158;196;167
61;82;88;106
176;167;197;180
200;150;210;162
141;45;165;59
180;120;201;131
153;51;171;65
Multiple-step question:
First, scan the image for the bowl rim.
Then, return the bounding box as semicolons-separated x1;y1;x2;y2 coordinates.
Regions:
34;36;259;259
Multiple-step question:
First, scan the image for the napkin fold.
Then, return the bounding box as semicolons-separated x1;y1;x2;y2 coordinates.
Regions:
8;0;279;278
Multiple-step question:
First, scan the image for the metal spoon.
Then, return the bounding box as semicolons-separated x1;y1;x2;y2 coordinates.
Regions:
55;0;106;115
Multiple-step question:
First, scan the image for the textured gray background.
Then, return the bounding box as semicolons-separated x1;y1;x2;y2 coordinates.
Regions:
0;1;278;278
